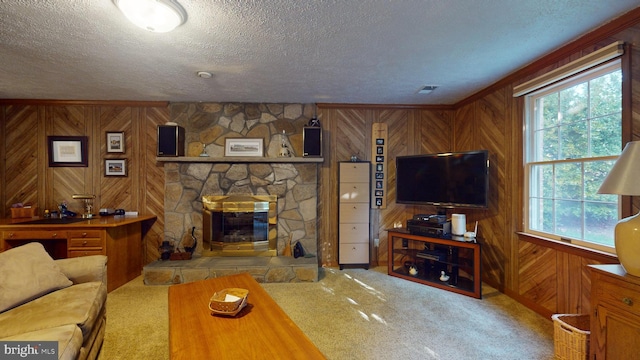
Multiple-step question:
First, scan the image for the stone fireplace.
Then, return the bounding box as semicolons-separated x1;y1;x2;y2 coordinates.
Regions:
143;103;322;284
202;194;278;256
163;161;319;258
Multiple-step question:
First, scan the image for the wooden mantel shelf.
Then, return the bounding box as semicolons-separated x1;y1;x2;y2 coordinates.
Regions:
156;156;324;163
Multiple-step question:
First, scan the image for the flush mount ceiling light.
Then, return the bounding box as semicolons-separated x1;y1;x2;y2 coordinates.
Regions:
197;71;213;79
417;85;438;94
113;0;187;33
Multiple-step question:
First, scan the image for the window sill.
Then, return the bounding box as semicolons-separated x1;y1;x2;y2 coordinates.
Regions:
516;232;618;263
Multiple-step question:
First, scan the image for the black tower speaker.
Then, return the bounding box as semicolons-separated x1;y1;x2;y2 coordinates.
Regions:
303;127;322;157
157;125;185;156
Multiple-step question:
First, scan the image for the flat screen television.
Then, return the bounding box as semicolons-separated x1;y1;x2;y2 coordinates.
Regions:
395;150;489;209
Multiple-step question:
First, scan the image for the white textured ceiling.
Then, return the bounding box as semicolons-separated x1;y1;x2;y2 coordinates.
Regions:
0;1;638;105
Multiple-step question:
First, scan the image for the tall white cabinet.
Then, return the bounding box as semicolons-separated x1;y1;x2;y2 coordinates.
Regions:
338;162;370;269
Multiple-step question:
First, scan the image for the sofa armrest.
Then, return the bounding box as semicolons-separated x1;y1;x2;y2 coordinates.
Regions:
55;255;107;285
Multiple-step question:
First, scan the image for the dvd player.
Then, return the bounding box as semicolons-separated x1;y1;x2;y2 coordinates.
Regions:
407;219;451;237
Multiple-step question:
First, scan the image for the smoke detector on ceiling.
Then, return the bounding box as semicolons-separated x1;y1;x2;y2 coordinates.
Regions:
417;85;438;94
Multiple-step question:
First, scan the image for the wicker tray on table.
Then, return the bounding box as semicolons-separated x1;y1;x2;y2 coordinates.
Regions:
208;288;249;317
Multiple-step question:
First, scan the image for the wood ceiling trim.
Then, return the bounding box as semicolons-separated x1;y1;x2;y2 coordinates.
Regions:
0;99;169;107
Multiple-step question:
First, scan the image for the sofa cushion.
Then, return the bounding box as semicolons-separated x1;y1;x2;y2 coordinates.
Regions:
0;242;72;312
0;281;106;340
0;324;83;360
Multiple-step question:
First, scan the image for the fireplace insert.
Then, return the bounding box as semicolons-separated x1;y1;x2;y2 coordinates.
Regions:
202;195;277;256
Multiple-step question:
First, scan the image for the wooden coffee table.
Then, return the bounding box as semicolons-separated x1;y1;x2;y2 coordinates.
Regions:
168;272;326;360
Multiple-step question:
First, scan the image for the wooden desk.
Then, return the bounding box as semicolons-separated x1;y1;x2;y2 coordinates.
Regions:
0;215;156;291
168;273;326;360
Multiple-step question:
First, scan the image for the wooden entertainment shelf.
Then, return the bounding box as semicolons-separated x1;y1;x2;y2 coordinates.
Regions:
387;230;481;298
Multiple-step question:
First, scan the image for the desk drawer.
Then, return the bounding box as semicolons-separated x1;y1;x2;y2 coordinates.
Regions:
2;230;66;240
68;249;105;257
596;278;640;316
68;230;103;248
68;237;103;248
67;230;103;239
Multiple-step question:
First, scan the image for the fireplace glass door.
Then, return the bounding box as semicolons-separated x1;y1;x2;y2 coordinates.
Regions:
203;195;277;256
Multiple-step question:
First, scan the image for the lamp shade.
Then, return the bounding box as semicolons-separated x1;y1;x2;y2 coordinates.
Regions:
598;141;640;196
113;0;187;33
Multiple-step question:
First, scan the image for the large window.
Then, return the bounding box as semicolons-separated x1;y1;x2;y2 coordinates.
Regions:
524;61;622;252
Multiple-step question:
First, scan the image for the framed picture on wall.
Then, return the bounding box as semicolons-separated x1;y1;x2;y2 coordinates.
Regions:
105;159;127;176
48;136;88;167
106;132;125;153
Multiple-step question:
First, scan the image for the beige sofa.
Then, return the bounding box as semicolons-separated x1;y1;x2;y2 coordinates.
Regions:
0;242;107;360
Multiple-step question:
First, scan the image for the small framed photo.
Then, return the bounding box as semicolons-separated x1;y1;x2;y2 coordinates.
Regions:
225;138;264;157
376;156;384;162
376;146;384;154
105;159;127;176
375;190;384;197
376;138;384;145
375;198;383;206
106;132;125;153
48;136;88;167
375;172;384;179
376;181;383;189
376;163;383;172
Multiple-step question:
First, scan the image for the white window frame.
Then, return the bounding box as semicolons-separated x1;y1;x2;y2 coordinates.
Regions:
523;60;622;254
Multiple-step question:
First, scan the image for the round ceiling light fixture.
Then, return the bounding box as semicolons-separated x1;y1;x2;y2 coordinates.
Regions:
113;0;187;33
197;71;213;79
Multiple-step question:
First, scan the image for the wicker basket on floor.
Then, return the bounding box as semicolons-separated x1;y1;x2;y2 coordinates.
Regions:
209;288;249;313
552;314;590;360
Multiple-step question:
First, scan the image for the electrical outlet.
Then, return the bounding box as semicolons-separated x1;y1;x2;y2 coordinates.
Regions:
373;238;379;247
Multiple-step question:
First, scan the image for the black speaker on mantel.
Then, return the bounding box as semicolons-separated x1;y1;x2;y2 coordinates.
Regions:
157;125;185;156
303;126;322;157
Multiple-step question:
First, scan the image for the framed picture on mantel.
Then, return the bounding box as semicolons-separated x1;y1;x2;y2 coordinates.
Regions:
48;136;88;167
225;138;264;157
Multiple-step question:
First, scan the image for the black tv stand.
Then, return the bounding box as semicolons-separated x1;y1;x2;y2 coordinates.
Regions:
387;229;481;298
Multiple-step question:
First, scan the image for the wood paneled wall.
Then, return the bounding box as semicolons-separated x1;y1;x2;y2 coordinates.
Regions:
0;102;169;264
317;106;454;267
1;7;638;320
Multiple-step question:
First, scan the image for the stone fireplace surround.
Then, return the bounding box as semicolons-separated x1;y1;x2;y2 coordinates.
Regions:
143;103;322;284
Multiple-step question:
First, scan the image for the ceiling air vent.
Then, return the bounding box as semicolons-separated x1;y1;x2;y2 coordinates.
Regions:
417;85;438;94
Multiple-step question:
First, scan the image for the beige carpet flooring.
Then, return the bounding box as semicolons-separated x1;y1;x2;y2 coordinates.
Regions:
98;267;554;359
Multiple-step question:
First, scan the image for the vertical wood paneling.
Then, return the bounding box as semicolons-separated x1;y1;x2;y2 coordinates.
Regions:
99;107;133;210
374;109;412;264
4;106;39;211
48;106;90;210
1;102;169;265
475;89;509;286
318;108;334;266
518;241;557;312
142;107;169;263
334;109;368;161
322;108;368;267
